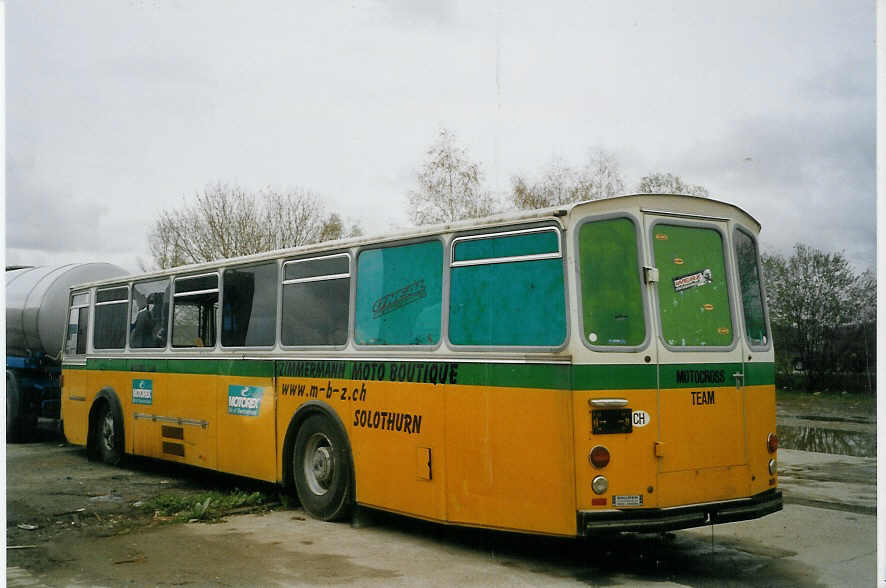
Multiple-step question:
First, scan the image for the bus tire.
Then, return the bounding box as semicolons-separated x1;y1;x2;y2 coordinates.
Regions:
293;414;353;521
89;398;124;466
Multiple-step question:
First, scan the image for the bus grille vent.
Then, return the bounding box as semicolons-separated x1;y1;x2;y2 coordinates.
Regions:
162;442;185;457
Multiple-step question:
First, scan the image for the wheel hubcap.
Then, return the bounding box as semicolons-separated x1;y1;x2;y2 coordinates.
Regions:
303;432;334;496
101;412;115;452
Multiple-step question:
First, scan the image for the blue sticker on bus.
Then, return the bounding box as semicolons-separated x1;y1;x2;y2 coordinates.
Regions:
132;379;153;405
228;385;263;417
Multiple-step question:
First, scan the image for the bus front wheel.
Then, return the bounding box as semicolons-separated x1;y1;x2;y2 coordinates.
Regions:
93;401;123;465
293;414;353;521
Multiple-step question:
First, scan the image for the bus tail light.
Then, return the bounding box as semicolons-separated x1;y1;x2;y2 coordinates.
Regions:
767;433;778;453
592;475;609;495
589;445;610;468
768;459;777;476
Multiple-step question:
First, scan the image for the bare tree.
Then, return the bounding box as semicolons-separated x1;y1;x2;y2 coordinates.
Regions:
407;129;497;225
146;183;361;270
636;172;710;197
511;148;625;210
762;244;871;391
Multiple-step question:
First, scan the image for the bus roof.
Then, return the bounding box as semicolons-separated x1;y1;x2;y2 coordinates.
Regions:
72;193;760;290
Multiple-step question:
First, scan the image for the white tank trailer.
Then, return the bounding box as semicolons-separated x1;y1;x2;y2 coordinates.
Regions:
6;263;127;441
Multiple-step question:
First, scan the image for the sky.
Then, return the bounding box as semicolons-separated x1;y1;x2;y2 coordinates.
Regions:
4;0;876;273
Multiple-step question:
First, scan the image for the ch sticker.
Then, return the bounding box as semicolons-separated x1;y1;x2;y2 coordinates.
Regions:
632;410;650;427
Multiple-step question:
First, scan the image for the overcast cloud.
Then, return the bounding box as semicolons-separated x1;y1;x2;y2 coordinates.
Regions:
5;0;876;272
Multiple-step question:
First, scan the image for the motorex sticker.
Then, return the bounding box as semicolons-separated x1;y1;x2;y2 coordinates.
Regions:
673;268;712;292
132;379;153;405
228;385;264;417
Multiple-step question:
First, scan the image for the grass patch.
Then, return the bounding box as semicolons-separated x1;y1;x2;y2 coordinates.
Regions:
142;489;275;523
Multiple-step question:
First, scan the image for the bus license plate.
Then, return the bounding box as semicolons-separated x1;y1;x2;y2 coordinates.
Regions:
592;409;633;435
614;495;643;507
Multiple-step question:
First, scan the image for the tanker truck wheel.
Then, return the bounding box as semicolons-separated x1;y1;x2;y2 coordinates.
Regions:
6;372;35;443
6;373;21;442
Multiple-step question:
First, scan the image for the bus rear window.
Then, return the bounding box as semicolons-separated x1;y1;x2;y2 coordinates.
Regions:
578;218;645;347
653;224;733;348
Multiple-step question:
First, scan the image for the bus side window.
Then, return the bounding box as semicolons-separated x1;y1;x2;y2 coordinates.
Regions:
282;254;350;346
64;292;90;356
130;279;171;349
94;286;129;350
221;263;277;347
172;274;219;348
354;241;443;346
449;228;566;347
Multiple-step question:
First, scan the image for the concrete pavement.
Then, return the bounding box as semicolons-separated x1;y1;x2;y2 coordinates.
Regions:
777;448;876;514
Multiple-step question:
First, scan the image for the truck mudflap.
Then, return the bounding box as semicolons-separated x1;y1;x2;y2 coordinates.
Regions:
578;489;782;535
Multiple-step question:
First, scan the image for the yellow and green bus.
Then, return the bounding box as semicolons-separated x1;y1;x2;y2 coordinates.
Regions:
61;194;781;536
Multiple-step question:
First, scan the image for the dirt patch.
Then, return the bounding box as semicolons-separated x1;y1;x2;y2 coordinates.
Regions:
6;426;282;574
32;524;400;586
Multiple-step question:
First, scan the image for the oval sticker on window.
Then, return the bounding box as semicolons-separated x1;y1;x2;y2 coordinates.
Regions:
718;327;730;335
655;234;668;241
632;410;651;427
673;258;684;265
703;304;714;311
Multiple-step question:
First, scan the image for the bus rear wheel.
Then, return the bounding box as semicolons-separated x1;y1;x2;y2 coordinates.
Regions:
293;414;353;521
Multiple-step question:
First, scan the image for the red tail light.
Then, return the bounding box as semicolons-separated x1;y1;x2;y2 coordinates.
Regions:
589;445;610;468
767;433;778;453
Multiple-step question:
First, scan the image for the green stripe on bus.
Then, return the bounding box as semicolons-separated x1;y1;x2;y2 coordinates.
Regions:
88;358;133;371
572;364;657;390
218;360;275;378
744;362;775;386
81;357;773;389
455;363;572;389
87;357;274;378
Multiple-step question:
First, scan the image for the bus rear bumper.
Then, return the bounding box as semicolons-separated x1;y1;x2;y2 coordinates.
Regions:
578;488;783;535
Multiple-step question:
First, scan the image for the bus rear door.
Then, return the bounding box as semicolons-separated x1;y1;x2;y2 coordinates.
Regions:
644;213;749;508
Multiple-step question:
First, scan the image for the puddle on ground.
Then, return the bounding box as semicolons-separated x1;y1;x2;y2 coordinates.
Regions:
796;414;874;425
777;424;876;457
492;530;821;587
